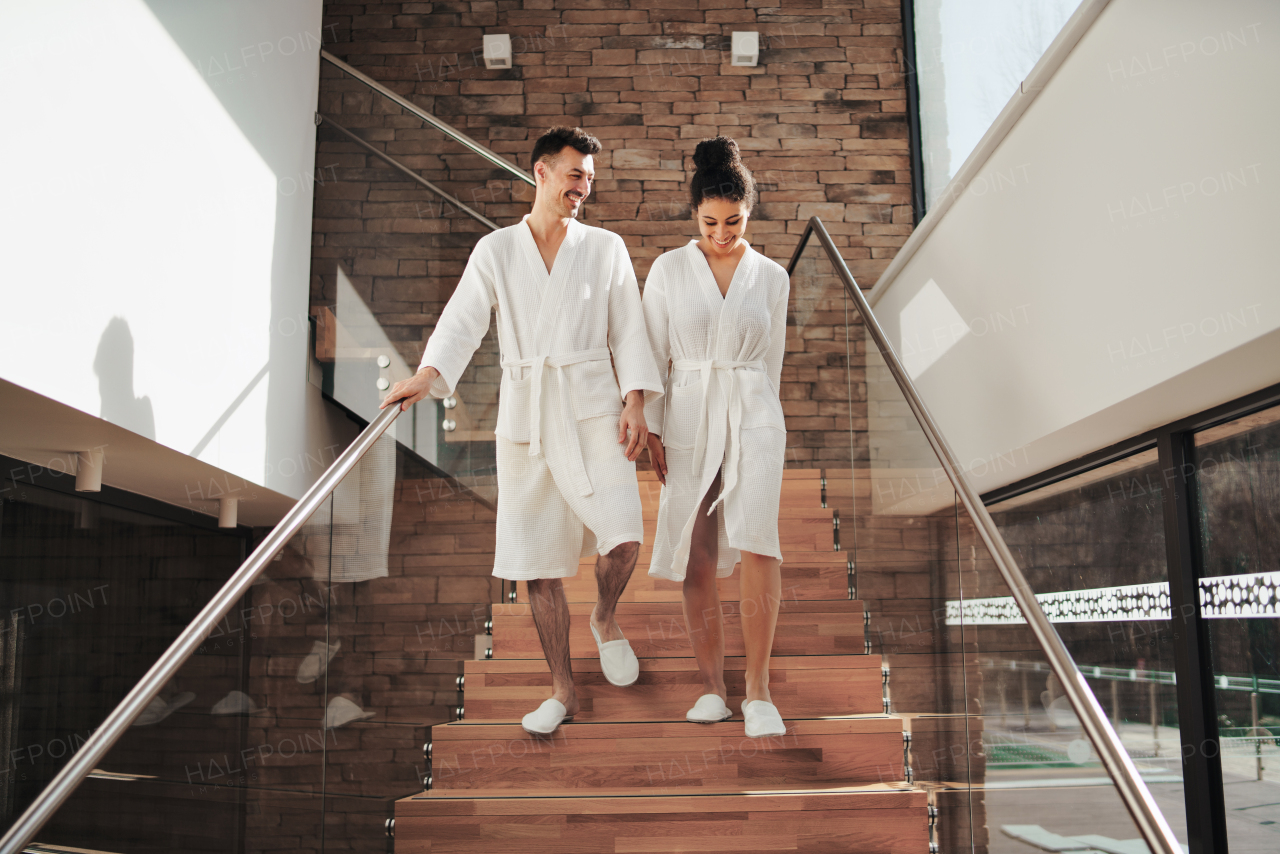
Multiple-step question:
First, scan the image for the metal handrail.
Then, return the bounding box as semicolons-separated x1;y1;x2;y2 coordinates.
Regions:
0;405;403;854
319;49;535;187
318;113;499;231
786;217;1183;854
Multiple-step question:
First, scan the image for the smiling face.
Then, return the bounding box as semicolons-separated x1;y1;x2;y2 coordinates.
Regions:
696;197;750;256
534;146;594;219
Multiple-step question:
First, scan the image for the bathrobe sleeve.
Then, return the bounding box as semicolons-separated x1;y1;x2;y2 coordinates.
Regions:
607;234;664;404
418;235;499;399
640;258;671;435
765;272;790;397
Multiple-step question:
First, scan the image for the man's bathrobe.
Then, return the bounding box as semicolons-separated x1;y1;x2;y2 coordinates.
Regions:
642;240;789;582
420;216;662;580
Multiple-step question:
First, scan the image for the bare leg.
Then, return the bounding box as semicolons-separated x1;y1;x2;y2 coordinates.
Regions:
527;578;579;716
739;549;782;704
682;473;727;701
591;540;639;643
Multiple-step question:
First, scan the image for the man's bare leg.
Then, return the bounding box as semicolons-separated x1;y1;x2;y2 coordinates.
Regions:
590;541;639;643
527;578;579;716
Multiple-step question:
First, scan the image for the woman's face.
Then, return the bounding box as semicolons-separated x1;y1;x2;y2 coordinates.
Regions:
696;197;750;256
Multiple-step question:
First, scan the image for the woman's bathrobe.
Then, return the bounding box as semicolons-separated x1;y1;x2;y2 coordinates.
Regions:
643;240;789;581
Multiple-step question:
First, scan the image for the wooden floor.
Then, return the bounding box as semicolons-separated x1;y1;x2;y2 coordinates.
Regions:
395;470;933;853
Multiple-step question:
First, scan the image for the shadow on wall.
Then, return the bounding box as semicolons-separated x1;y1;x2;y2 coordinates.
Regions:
142;0;322;493
94;316;156;440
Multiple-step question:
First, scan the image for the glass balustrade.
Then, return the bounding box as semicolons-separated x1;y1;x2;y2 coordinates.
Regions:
3;428;497;853
312;58;536;502
789;223;1185;853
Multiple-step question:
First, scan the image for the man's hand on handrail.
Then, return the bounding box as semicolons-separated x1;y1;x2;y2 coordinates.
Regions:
381;366;441;411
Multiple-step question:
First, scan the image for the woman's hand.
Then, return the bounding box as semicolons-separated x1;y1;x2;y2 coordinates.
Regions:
618;391;648;462
646;433;668;485
382;366;440;411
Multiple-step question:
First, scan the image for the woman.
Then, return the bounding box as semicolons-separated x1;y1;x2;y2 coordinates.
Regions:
642;137;790;738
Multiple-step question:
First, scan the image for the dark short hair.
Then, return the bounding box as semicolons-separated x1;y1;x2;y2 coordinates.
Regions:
531;126;602;172
690;136;756;211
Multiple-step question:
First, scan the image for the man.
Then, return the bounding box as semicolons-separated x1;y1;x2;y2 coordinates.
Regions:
381;127;661;735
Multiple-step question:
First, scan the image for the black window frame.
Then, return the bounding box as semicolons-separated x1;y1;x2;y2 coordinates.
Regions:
980;380;1280;854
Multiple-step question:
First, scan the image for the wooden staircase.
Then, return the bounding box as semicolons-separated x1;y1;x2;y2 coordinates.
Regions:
392;470;934;853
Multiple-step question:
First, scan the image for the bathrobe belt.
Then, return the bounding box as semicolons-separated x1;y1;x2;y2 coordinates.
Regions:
502;347;612;497
672;358;765;515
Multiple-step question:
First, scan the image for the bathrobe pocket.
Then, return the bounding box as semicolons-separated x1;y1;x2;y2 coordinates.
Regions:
660;381;702;450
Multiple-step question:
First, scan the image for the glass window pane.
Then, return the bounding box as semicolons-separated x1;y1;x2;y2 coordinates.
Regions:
1194;404;1280;853
983;449;1189;848
912;0;1080;208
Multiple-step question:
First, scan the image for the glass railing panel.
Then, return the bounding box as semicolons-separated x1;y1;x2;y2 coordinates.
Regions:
318;435;496;851
790;219;1186;852
981;449;1189;849
789;230;977;850
312;63;533;497
857;317;980;852
1193;403;1280;851
3;410;497;851
0;468;277;852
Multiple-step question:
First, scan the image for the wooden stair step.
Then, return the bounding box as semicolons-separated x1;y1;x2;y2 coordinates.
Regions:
490;601;868;659
461;655;886;722
578;519;835;554
543;561;851;604
636;469;823;482
428;716;906;790
394;783;929;853
635;504;832;520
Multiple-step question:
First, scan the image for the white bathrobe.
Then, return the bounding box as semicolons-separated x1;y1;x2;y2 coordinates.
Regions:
643;240;789;581
420;216;662;578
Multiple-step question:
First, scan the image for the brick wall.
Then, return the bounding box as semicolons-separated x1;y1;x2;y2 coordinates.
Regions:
312;0;915;468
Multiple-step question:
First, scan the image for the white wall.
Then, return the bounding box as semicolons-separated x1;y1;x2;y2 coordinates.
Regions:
870;0;1280;493
0;0;330;500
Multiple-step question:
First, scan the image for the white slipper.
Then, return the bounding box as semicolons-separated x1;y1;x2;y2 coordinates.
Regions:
323;696;376;729
742;700;787;739
211;690;263;716
590;622;639;687
296;639;341;684
132;691;196;727
686;694;732;723
521;698;573;735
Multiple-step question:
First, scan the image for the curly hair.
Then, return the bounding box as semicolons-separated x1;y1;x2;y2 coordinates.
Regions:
689;136;756;211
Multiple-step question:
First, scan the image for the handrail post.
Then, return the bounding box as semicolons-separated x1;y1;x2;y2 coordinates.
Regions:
787;217;1184;854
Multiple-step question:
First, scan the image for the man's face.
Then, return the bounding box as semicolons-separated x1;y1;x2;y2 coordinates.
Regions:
535;147;594;218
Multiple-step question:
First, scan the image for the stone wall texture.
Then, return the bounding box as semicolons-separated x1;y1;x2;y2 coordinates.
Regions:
310;0;915;469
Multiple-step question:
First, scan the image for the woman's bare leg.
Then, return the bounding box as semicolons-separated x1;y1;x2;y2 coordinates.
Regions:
739;550;782;704
682;473;726;700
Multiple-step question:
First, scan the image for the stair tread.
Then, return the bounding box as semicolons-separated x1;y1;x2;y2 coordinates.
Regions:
462;655;886;722
433;714;904;738
466;654;882;674
635;469;823;482
427;715;908;791
492;600;865;616
404;780;922;804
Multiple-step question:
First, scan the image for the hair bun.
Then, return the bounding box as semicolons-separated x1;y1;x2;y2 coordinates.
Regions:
693;136;740;173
